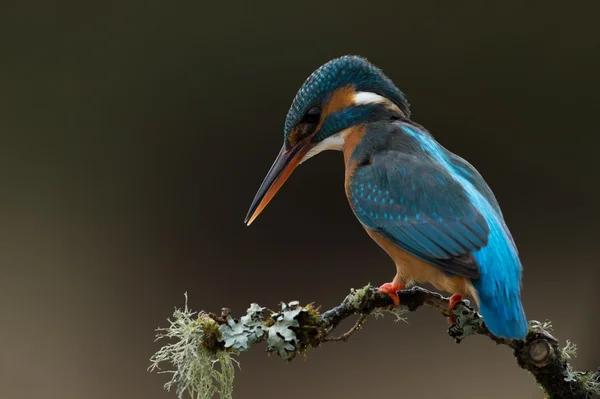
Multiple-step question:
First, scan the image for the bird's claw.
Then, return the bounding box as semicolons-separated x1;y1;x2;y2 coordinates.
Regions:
447;294;464;324
378;282;404;307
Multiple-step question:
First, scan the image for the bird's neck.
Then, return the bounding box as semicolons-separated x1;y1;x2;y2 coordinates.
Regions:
341;125;368;166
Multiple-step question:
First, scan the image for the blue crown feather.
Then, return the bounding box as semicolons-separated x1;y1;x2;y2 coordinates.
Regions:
284;55;410;139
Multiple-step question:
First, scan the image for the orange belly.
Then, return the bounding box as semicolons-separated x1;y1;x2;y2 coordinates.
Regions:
364;227;478;301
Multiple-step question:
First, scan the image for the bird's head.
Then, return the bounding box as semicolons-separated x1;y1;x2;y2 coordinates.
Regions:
245;55;410;225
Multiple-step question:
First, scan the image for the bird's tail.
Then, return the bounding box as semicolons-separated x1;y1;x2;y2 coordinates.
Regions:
473;269;528;340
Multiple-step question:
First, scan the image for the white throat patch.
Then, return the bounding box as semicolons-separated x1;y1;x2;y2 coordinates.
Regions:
300;128;352;164
299;92;399;164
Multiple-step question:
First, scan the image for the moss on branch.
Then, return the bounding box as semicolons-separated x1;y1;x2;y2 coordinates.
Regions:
149;286;600;399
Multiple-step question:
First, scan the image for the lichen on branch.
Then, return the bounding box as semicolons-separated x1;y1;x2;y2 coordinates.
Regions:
148;294;237;399
149;286;600;399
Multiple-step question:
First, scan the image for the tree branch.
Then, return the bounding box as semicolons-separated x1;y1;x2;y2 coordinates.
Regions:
150;285;600;399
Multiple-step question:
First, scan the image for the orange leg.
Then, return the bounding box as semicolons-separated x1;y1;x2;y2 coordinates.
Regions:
378;276;404;307
447;294;463;324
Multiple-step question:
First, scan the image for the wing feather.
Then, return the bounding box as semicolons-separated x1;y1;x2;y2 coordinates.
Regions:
349;151;490;278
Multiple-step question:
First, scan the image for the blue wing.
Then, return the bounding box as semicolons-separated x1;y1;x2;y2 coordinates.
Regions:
447;152;518;249
349;151;490;278
447;153;502;217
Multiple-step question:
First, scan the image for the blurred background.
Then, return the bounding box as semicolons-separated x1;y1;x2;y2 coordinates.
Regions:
1;1;599;398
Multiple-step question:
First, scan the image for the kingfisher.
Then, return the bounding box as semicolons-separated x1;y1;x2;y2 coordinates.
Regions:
244;55;528;339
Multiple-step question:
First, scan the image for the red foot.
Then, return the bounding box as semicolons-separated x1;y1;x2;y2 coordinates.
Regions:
447;294;463;324
378;282;404;307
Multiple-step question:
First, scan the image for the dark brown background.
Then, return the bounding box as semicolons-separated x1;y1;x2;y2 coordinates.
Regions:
1;1;599;398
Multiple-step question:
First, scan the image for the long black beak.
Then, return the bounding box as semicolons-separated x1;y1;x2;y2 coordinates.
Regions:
244;141;311;226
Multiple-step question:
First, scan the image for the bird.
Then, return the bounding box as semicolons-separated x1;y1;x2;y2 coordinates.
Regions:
244;55;528;340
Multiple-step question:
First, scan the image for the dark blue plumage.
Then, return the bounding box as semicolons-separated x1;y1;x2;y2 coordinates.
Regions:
246;55;528;340
348;130;489;278
347;119;527;339
316;105;379;142
284;55;410;140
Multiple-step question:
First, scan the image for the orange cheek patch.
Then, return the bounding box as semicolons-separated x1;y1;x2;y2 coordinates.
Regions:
321;85;357;120
310;85;357;139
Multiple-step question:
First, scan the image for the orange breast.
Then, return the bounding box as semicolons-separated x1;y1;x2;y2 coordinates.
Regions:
342;125;366;198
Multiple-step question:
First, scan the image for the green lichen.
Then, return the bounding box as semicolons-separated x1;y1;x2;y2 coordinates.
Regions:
267;301;307;359
149;294;238;399
529;319;553;333
346;284;373;310
552;338;600;397
372;306;407;323
579;370;600;397
561;340;577;360
560;368;600;397
199;317;222;350
348;284;408;322
563;367;577;382
291;303;324;352
449;301;483;342
219;303;266;351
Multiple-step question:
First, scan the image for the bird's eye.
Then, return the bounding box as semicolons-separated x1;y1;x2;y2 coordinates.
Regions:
305;106;321;124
